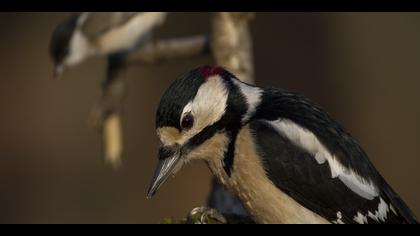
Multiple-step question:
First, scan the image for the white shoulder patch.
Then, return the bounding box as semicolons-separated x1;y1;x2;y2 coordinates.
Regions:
232;79;263;123
265;119;379;200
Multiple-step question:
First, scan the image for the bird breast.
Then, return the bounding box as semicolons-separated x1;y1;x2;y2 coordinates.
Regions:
205;125;330;224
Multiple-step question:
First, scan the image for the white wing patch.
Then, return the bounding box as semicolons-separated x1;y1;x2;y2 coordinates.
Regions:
98;12;167;54
66;30;94;67
334;198;391;224
354;212;368;224
332;211;345;224
232;79;263;123
266;119;379;200
390;204;398;215
353;198;391;223
370;197;390;222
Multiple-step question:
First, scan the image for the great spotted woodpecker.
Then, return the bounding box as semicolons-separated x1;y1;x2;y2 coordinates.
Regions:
147;66;418;224
49;12;166;79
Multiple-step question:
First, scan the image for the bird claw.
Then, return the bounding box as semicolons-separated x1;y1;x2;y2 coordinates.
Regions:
187;206;227;224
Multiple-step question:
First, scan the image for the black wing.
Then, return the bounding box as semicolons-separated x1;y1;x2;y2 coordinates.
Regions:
249;119;418;224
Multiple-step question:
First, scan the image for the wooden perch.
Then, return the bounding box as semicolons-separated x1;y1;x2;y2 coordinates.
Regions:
211;12;255;84
127;35;209;64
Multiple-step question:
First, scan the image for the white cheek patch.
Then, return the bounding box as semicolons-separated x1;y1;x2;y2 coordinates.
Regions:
179;75;228;144
266;118;379;200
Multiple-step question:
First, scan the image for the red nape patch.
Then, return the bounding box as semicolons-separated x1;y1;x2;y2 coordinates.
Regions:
199;65;223;79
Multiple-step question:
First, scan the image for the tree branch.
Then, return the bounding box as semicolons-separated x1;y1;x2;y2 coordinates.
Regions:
127;35;209;64
89;55;127;168
211;12;255;84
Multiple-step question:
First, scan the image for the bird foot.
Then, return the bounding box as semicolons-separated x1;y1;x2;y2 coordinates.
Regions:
187;206;227;224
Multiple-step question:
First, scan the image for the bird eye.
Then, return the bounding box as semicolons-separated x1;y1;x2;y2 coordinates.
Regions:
181;113;194;130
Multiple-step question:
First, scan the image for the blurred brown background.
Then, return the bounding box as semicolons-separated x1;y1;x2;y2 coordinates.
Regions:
0;12;419;223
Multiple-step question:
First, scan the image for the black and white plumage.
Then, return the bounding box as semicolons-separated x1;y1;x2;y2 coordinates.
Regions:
147;66;418;224
49;12;167;78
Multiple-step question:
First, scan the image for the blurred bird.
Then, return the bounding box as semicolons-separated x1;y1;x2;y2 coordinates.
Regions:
147;66;418;224
49;12;167;79
49;12;167;167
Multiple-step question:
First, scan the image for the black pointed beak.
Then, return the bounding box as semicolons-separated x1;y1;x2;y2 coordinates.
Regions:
147;145;182;199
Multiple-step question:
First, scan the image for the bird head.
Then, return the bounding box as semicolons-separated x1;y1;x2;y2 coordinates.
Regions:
147;66;261;198
49;13;91;79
